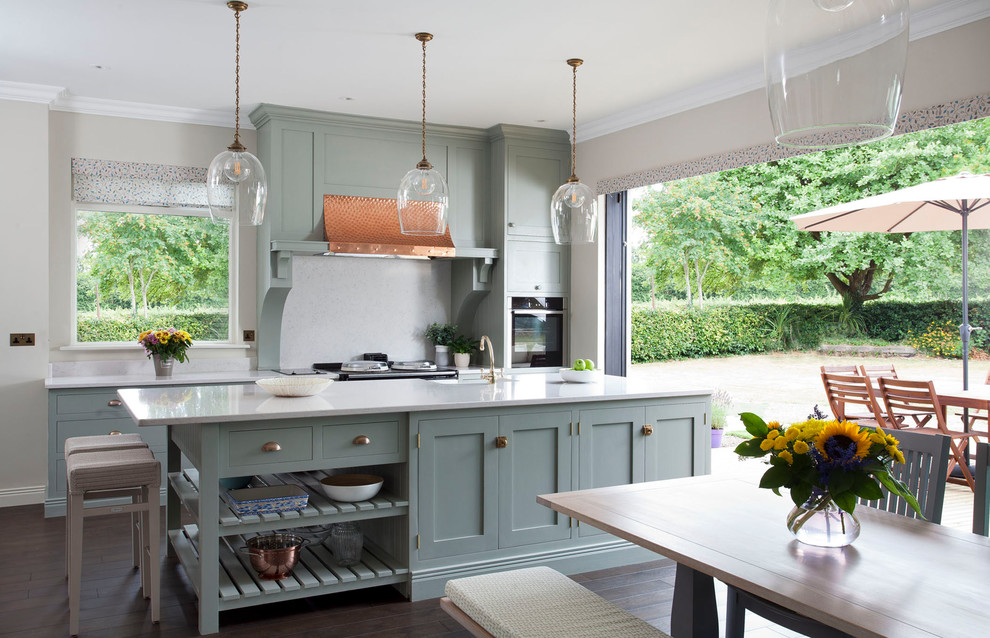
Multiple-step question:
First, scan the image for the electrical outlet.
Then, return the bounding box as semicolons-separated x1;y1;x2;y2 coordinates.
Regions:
10;333;36;347
243;330;255;342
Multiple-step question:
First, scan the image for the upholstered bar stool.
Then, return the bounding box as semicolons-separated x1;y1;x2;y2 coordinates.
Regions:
64;434;150;571
65;447;161;636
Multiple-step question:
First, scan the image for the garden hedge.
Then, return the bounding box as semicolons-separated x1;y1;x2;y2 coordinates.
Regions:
77;311;228;343
632;299;989;363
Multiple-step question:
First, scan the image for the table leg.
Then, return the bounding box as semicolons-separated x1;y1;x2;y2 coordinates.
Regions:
670;563;718;638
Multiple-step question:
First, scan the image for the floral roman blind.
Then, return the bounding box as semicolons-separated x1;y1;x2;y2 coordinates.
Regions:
71;158;209;208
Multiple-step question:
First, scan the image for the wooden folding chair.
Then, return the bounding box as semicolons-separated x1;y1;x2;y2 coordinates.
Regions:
878;377;978;491
820;364;859;375
859;363;898;383
820;372;888;427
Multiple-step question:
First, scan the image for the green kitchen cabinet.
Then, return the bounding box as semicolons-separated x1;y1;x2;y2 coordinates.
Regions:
645;402;710;480
575;405;647;537
47;388;169;517
415;408;573;559
416;413;500;559
496;410;573;548
505;238;568;295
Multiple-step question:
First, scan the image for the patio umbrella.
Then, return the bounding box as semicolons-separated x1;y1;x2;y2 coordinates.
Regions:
790;172;990;389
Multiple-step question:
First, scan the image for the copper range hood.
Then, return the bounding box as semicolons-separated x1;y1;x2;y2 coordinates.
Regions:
323;194;455;258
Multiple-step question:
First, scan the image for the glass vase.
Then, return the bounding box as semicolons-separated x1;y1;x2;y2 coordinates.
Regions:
328;522;363;566
786;495;860;548
152;354;174;378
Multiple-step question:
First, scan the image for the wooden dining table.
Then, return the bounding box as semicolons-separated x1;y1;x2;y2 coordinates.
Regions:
538;474;990;638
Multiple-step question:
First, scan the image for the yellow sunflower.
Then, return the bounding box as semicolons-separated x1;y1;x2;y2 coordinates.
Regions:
814;420;871;462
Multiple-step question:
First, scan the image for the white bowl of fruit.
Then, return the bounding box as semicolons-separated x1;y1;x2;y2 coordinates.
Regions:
559;359;601;383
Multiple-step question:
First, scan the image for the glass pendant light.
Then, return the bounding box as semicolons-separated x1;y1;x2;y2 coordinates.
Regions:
397;33;448;236
551;59;597;245
765;0;909;149
207;1;267;225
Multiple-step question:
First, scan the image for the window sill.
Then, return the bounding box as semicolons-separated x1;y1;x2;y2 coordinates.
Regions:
60;343;252;352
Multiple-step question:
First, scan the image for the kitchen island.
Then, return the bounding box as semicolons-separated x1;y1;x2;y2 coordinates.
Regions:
117;373;711;635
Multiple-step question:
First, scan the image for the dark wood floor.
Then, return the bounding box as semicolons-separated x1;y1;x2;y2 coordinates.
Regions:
0;505;677;637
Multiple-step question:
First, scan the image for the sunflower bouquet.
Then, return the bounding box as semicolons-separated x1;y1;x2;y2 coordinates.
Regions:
734;413;922;528
137;328;193;363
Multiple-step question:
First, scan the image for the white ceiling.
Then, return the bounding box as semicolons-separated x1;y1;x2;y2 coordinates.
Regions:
2;0;986;139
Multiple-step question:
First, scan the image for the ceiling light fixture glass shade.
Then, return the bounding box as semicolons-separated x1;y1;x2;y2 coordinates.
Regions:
398;33;448;236
551;58;597;245
765;0;909;149
207;1;267;226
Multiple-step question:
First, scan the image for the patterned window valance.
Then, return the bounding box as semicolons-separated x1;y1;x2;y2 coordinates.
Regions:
595;93;990;195
71;158;209;208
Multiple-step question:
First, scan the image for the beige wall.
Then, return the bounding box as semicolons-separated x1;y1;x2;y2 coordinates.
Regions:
570;18;990;368
0;107;257;505
0;99;50;504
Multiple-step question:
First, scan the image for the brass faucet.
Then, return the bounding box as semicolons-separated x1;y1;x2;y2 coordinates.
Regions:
479;335;497;384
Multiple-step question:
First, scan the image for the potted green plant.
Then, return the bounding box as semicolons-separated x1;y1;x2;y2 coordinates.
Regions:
710;388;731;448
425;322;457;367
449;335;480;368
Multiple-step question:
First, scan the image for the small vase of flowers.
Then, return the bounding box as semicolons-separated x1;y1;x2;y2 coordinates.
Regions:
734;412;920;547
138;328;193;378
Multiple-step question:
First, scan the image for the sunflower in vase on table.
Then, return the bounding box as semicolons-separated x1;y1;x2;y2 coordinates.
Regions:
138;328;193;364
734;413;922;541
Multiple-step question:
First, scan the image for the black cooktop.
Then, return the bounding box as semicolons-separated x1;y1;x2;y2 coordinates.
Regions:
312;361;457;381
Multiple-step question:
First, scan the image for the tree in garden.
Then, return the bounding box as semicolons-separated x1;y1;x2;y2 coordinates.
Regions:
633;175;749;308
723;116;990;308
77;212;229;317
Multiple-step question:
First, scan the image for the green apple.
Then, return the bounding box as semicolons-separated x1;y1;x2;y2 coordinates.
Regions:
583;359;595;371
572;359;586;371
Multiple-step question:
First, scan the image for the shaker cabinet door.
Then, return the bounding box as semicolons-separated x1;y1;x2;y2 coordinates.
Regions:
417;415;499;559
576;406;647;537
497;411;573;548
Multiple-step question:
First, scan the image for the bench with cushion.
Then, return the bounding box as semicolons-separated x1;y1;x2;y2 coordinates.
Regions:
441;566;670;638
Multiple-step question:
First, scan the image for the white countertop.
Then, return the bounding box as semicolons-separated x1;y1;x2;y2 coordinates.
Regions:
117;373;711;426
45;369;281;390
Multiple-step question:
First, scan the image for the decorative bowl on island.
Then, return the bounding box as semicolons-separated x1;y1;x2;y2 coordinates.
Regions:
320;474;384;502
255;377;332;397
559;368;601;384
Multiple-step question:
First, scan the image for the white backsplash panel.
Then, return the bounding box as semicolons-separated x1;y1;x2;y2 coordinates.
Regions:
280;255;452;368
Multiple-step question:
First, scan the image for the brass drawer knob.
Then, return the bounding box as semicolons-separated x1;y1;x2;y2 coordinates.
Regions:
642;425;654;436
108;430;123;435
262;441;282;452
495;436;508;449
353;435;371;445
107;399;122;407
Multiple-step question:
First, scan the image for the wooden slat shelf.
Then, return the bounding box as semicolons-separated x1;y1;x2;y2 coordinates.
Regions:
168;469;409;533
170;524;408;610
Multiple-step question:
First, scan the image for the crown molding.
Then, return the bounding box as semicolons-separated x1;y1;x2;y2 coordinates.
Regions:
578;0;990;142
0;81;65;104
50;95;248;129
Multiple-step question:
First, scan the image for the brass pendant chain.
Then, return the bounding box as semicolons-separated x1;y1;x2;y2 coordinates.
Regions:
421;37;427;163
234;7;241;146
571;63;577;180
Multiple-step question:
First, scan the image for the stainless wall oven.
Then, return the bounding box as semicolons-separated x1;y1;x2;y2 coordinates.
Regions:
508;297;566;368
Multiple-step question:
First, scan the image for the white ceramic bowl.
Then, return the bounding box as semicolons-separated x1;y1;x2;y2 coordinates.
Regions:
255;377;332;397
559;368;601;384
320;474;384;502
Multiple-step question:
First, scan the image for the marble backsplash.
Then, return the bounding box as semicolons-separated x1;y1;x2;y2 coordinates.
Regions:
278;255;452;368
49;357;254;378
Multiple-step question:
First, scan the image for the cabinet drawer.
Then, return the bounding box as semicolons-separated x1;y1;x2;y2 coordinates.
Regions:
54;417;165;453
227;426;314;468
323;419;403;462
55;391;127;417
